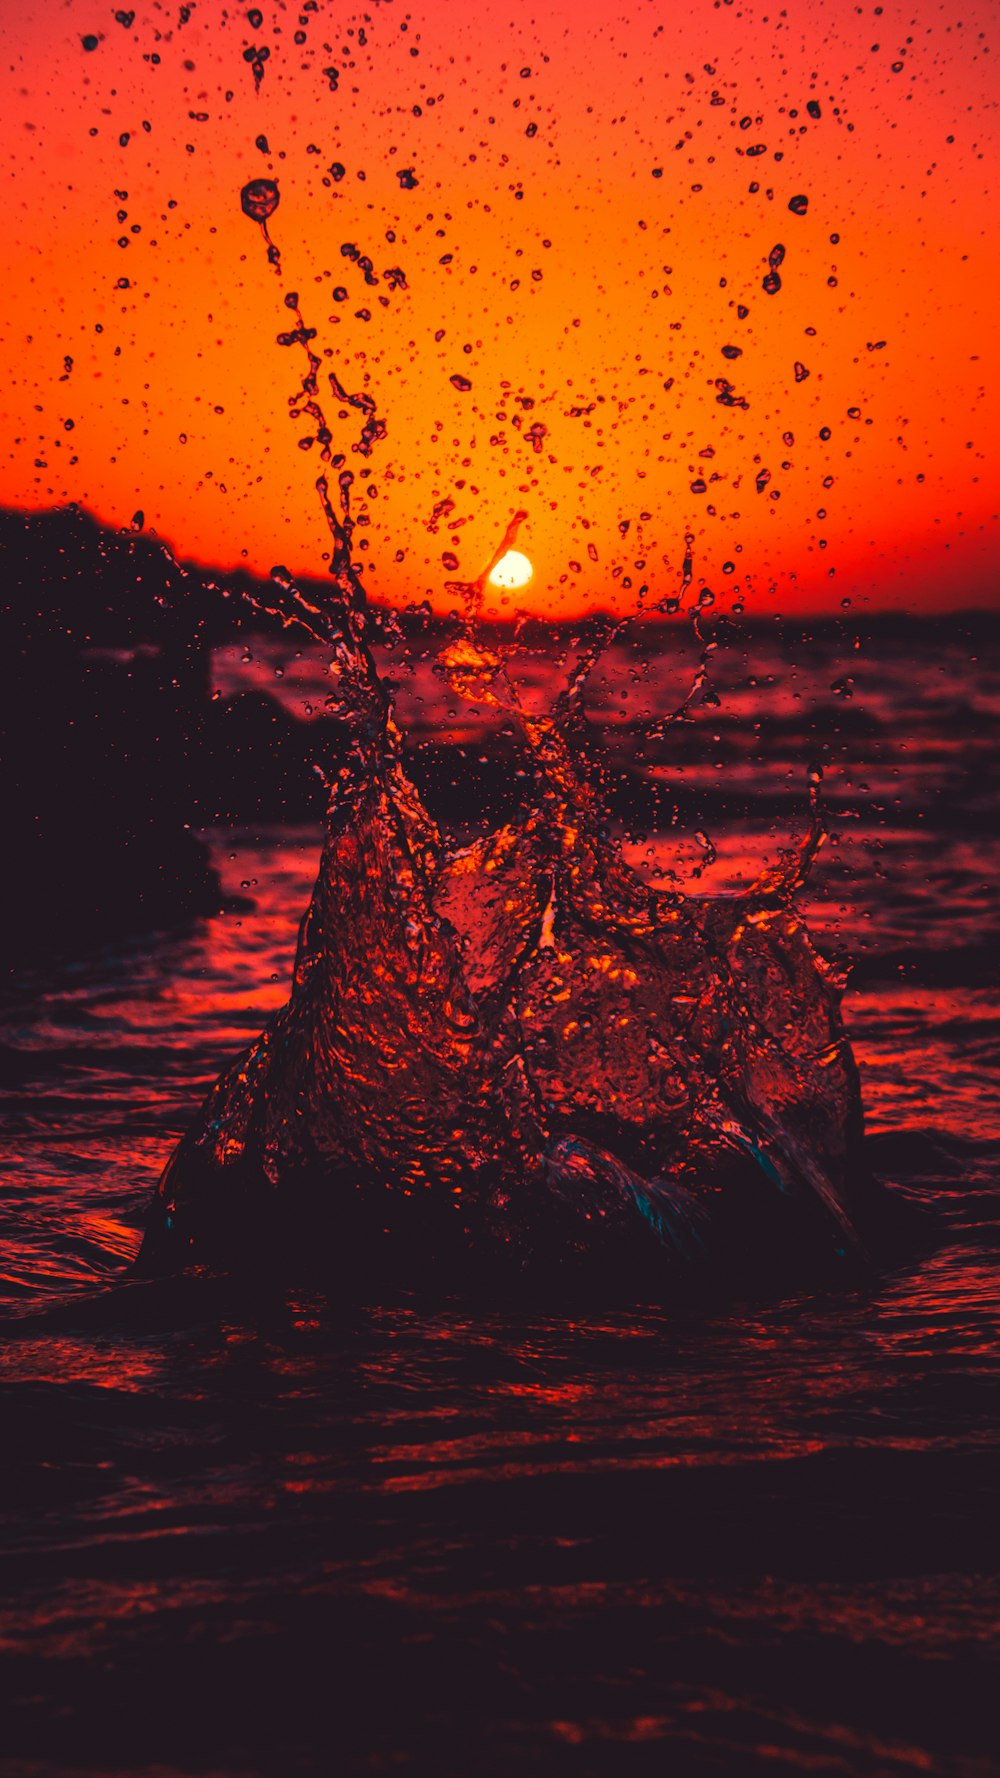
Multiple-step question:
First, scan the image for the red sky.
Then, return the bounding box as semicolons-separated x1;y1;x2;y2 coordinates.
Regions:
1;0;996;617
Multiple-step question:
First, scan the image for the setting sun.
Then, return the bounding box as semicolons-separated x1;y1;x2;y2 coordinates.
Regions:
488;550;533;593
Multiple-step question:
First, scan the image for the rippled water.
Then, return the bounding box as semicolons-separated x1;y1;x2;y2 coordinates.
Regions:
2;622;998;1775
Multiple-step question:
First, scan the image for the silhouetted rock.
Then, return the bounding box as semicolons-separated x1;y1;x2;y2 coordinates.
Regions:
0;506;230;964
193;694;349;825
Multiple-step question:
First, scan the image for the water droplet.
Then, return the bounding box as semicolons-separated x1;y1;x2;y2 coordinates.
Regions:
243;44;270;90
450;374;472;392
397;168;419;190
82;33;99;52
807;100;821;119
787;194;809;216
794;361;810;382
762;271;781;296
714;377;749;411
241;178;280;223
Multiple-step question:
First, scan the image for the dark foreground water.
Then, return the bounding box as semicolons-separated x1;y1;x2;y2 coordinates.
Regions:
1;619;998;1776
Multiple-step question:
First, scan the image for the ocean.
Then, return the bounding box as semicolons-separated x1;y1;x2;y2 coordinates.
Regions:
1;614;998;1776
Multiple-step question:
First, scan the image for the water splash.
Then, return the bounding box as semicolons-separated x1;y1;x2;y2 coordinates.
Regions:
139;179;885;1291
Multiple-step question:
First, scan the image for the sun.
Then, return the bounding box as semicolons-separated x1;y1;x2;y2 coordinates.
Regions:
488;549;533;591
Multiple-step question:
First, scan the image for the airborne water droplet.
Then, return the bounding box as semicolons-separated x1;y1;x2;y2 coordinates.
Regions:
788;194;809;216
240;178;280;223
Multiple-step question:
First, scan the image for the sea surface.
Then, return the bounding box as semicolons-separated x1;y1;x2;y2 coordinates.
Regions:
1;617;998;1776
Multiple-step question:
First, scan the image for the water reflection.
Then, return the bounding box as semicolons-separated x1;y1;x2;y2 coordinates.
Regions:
1;626;997;1775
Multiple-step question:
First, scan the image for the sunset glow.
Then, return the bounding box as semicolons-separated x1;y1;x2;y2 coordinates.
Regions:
0;0;996;616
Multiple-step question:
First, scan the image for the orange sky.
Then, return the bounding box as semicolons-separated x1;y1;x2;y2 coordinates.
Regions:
1;0;996;617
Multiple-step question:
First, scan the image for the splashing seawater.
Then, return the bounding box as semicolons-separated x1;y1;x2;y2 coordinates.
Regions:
139;182;890;1293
